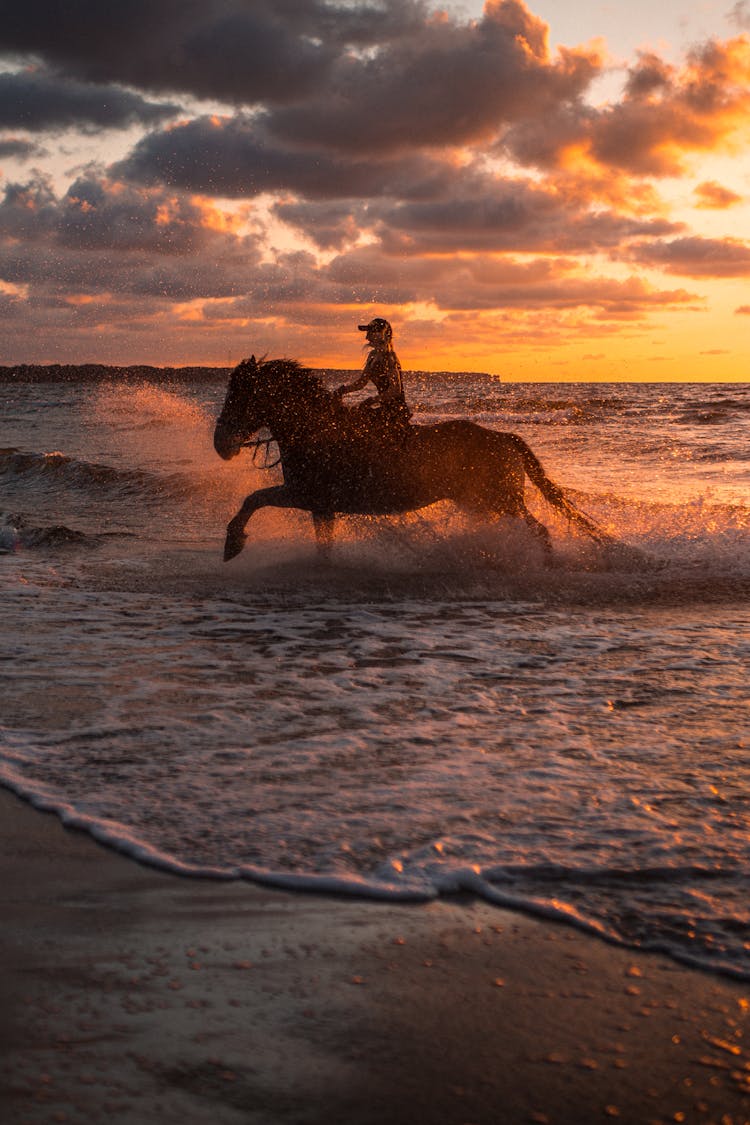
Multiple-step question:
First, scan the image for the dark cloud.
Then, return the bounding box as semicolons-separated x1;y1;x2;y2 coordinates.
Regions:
1;172;202;253
626;236;750;277
0;1;427;106
0;69;180;133
265;1;601;154
0;136;43;159
271;200;368;251
274;177;679;257
1;1;601;154
261;165;682;256
114;113;457;200
367;177;680;254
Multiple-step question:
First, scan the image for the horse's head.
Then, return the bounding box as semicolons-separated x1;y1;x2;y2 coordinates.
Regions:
214;354;264;460
214;354;334;459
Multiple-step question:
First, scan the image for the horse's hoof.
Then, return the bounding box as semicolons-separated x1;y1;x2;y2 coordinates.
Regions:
223;527;246;562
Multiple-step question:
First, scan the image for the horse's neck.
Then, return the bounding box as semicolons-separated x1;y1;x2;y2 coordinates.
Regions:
268;397;339;446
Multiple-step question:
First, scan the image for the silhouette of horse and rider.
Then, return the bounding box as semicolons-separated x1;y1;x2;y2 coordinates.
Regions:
214;318;614;562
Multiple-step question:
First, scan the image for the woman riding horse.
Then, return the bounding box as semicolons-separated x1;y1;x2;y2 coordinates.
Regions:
214;355;616;562
334;318;411;437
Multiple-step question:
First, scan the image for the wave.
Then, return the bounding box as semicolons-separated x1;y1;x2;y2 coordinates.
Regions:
416;396;629;426
415;384;750;431
676;409;733;425
1;767;748;981
0;446;207;504
0;511;129;551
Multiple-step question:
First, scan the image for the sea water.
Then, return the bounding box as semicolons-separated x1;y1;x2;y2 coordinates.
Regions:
1;373;749;978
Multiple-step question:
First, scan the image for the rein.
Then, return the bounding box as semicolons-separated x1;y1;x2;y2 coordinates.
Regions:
241;435;281;469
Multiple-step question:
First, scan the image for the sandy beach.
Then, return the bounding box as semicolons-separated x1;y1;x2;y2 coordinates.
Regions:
1;789;748;1125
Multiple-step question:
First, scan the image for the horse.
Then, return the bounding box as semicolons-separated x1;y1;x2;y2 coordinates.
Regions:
213;355;613;562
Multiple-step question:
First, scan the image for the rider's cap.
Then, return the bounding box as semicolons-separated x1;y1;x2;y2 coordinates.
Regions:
358;317;391;333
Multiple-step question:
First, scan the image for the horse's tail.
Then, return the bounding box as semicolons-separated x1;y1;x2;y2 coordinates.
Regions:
512;435;614;545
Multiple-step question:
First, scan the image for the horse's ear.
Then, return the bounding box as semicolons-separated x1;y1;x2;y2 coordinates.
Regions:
236;354;258;382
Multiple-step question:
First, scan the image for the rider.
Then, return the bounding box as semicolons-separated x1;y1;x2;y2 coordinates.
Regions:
335;317;412;433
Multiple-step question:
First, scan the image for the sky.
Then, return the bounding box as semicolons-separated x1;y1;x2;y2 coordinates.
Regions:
1;0;749;380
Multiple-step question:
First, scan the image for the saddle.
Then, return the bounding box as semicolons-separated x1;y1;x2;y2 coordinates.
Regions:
346;401;412;448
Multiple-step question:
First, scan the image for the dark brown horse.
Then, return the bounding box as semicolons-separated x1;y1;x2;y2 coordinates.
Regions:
214;356;612;561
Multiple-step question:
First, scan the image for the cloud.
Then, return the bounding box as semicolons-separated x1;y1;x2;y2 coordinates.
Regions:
0;2;744;366
626;235;750;277
321;242;698;318
729;2;750;31
0;69;181;133
693;180;743;208
117;115;682;258
1;1;603;154
735;304;750;314
0;1;425;106
504;36;750;179
264;1;602;155
270;200;368;251
367;176;681;255
114;113;460;201
0;136;43;160
0;172;266;300
0;168;699;354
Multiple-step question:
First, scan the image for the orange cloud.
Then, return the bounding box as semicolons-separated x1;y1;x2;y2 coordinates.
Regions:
65;293;101;305
190;195;248;234
504;35;750;190
693;180;743;208
600;37;750;175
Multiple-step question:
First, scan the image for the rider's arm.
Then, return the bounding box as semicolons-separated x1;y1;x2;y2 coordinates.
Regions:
336;373;369;396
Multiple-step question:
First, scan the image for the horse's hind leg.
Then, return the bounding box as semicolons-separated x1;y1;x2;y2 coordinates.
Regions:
224;485;295;561
522;507;554;562
491;492;553;562
312;512;336;561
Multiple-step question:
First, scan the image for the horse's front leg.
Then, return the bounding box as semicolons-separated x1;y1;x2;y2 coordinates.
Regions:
224;485;296;561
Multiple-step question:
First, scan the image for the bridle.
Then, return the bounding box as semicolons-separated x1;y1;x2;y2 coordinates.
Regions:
241;433;281;470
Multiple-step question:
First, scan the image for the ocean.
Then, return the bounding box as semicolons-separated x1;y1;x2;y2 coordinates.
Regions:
1;371;749;978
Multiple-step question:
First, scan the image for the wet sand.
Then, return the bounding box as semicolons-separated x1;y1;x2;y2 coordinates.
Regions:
1;788;749;1125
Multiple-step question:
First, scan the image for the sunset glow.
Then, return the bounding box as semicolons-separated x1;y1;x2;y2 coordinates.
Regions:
1;0;749;378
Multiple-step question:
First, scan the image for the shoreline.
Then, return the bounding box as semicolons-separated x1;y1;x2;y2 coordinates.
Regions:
2;789;749;1124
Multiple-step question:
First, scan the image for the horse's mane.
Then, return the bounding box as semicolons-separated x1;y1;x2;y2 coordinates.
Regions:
253;357;335;406
258;358;327;394
256;357;349;421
